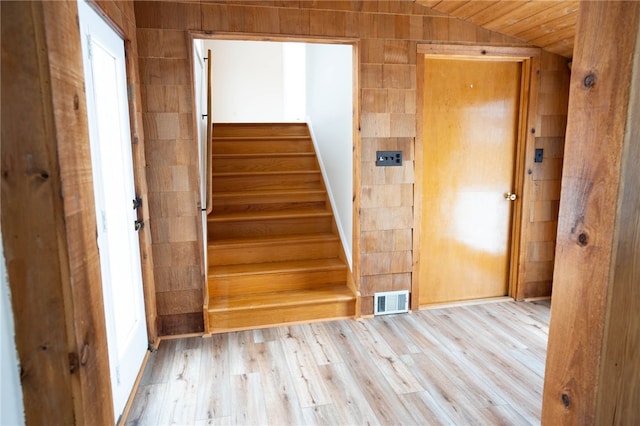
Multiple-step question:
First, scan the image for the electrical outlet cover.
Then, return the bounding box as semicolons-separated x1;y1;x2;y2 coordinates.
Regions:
376;150;403;166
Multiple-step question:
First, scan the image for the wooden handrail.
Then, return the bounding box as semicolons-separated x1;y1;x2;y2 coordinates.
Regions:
205;48;213;214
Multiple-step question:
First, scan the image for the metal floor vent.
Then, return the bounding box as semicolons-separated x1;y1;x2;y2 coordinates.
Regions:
374;290;409;315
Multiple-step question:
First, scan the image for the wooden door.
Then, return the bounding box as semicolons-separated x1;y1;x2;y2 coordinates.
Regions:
419;58;522;305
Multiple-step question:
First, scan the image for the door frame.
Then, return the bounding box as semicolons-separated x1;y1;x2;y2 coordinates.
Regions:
76;0;158;422
79;0;159;415
76;1;158;345
188;32;362;320
412;44;541;311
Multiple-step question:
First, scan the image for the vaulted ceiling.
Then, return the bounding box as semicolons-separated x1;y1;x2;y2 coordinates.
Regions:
416;0;579;58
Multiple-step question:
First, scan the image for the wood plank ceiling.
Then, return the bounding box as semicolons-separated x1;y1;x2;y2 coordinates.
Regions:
416;0;579;58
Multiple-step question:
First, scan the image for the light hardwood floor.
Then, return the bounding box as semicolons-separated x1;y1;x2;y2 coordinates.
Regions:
126;300;550;425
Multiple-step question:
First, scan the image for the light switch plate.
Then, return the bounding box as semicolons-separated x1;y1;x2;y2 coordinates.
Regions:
376;151;403;166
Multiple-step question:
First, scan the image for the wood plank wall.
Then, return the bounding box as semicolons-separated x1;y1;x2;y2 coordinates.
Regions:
518;51;570;299
133;0;570;331
135;2;206;335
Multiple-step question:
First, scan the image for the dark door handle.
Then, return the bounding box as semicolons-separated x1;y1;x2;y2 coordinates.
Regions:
133;196;142;210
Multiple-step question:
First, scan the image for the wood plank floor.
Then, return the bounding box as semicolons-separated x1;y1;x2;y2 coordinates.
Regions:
126;300;550;425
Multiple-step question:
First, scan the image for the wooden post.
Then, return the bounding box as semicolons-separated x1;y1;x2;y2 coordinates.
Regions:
542;1;640;424
1;1;114;424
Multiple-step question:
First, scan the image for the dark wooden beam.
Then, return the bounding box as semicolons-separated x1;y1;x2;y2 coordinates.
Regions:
542;1;640;423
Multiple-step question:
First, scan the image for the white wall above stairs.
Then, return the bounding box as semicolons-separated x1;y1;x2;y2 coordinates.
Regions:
206;40;304;123
305;43;353;266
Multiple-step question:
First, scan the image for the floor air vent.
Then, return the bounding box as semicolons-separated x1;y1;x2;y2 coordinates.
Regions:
374;290;409;315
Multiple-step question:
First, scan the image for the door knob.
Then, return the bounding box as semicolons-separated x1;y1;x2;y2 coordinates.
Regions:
132;196;142;210
504;192;517;201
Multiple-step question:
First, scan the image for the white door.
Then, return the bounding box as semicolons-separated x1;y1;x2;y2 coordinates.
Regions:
78;0;148;421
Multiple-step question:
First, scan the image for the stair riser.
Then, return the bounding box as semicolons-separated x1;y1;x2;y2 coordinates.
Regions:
213;156;318;173
209;216;333;239
213;201;327;214
213;140;314;154
213;124;310;137
215;191;325;204
209;268;347;296
209;240;340;265
207;300;355;333
213;173;323;192
213;191;327;213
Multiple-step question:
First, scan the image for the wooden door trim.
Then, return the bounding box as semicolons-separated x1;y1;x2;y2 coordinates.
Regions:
417;43;541;60
412;44;541;311
192;31;359;46
514;54;541;300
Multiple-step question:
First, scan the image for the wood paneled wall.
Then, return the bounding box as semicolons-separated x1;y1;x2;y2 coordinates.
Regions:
517;51;570;299
136;10;205;335
133;0;570;328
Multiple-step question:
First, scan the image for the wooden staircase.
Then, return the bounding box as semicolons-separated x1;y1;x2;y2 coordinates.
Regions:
206;123;356;333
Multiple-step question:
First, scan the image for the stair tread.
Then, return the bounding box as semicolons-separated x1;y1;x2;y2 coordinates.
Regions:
209;257;347;277
209;233;339;248
213;136;310;141
208;284;354;311
213;170;320;177
208;208;331;222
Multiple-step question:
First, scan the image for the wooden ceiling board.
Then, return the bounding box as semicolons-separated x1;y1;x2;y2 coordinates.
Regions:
417;0;443;8
529;22;576;48
482;2;562;32
415;0;578;57
428;1;474;14
514;9;578;40
542;36;574;58
499;2;577;36
443;1;502;20
458;1;528;26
